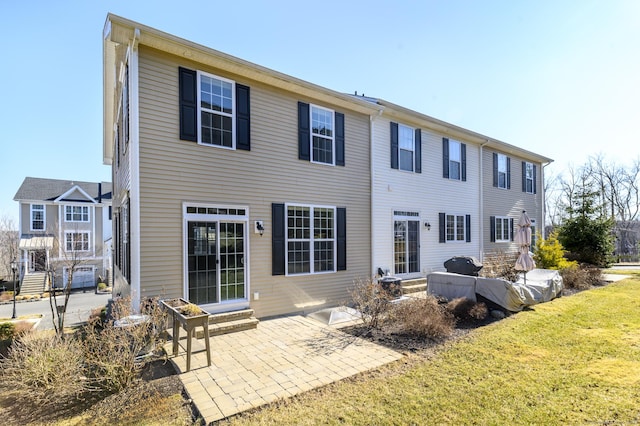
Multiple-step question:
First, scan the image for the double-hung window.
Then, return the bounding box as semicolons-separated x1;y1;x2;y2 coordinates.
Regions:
286;205;336;274
198;71;235;148
493;153;511;189
311;105;335;165
398;124;415;172
65;205;89;222
442;138;466;180
523;162;536;194
31;204;45;231
65;231;90;252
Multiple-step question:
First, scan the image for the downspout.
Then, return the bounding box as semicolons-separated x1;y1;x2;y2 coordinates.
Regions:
130;28;141;311
370;107;384;276
542;161;552;238
479;140;489;262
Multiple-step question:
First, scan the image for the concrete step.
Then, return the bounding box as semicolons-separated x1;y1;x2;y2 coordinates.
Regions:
401;278;427;294
18;273;47;295
208;308;255;324
195;316;260;338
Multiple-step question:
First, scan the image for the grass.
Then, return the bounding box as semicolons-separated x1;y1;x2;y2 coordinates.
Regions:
228;276;640;425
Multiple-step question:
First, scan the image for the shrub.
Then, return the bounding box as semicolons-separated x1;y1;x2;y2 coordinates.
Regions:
0;291;12;302
0;322;15;340
561;265;603;290
0;333;93;404
388;296;455;339
82;297;167;393
534;232;577;270
446;298;488;321
349;277;394;330
97;282;108;291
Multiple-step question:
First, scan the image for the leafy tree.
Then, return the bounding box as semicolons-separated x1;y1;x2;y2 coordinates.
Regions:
557;168;615;267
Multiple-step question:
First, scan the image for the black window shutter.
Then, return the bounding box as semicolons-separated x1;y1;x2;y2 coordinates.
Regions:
490;216;496;242
461;143;467;181
465;214;471;242
507;157;511;189
390;122;399;169
533;165;537;194
272;203;285;275
510;218;514;241
337;207;347;271
492;153;498;187
335;112;345;166
439;212;446;243
179;67;197;142
236;84;251;151
414;129;422;173
443;138;449;178
298;102;310;161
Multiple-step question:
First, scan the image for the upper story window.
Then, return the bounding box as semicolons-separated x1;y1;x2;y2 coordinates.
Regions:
398;124;415;172
178;67;251;151
65;231;90;252
523;162;536;194
65;205;89;222
311;105;335;165
31;204;45;231
391;123;422;173
286;204;336;275
199;72;235;148
442;138;466;181
493;153;511;189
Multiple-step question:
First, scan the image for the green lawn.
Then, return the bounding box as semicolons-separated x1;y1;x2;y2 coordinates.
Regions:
231;275;640;425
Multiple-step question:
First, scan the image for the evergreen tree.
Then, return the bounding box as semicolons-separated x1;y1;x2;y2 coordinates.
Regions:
557;169;615;267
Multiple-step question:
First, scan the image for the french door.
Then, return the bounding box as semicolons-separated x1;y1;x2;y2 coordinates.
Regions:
187;221;246;305
394;219;420;275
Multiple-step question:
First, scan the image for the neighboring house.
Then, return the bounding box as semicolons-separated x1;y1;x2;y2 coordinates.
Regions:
13;177;112;293
103;14;552;317
369;99;551;279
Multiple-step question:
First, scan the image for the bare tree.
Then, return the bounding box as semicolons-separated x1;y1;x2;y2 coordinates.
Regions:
41;221;91;335
0;215;19;284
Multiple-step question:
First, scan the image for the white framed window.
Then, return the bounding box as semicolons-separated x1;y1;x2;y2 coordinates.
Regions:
286;204;336;275
311;105;335;165
446;214;466;242
65;205;89;222
448;140;462;180
495;216;511;242
525;162;535;194
31;204;45;231
497;153;508;189
198;71;235;148
65;231;90;252
398;124;415;172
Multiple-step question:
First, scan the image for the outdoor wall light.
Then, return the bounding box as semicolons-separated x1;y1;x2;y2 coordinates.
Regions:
424;222;431;230
255;221;265;236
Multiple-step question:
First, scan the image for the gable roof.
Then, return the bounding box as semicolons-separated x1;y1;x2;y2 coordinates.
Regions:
13;177;112;203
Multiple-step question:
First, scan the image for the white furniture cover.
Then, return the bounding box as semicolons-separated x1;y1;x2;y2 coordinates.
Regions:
427;272;477;302
476;269;564;312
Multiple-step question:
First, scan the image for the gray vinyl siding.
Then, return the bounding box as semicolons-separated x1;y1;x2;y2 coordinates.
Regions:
136;47;371;317
482;149;544;257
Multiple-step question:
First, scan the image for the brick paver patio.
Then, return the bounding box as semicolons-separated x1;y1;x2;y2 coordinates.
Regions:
166;315;402;423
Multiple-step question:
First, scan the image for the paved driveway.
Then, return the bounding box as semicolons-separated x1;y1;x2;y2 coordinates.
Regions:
166;315;402;423
0;291;112;329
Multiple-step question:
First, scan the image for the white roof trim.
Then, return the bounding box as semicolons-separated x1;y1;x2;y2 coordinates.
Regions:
54;185;97;204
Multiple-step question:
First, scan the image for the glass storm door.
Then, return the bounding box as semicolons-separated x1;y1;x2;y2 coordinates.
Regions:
187;221;246;305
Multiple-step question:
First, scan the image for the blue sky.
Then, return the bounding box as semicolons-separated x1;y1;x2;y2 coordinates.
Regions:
1;0;638;225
